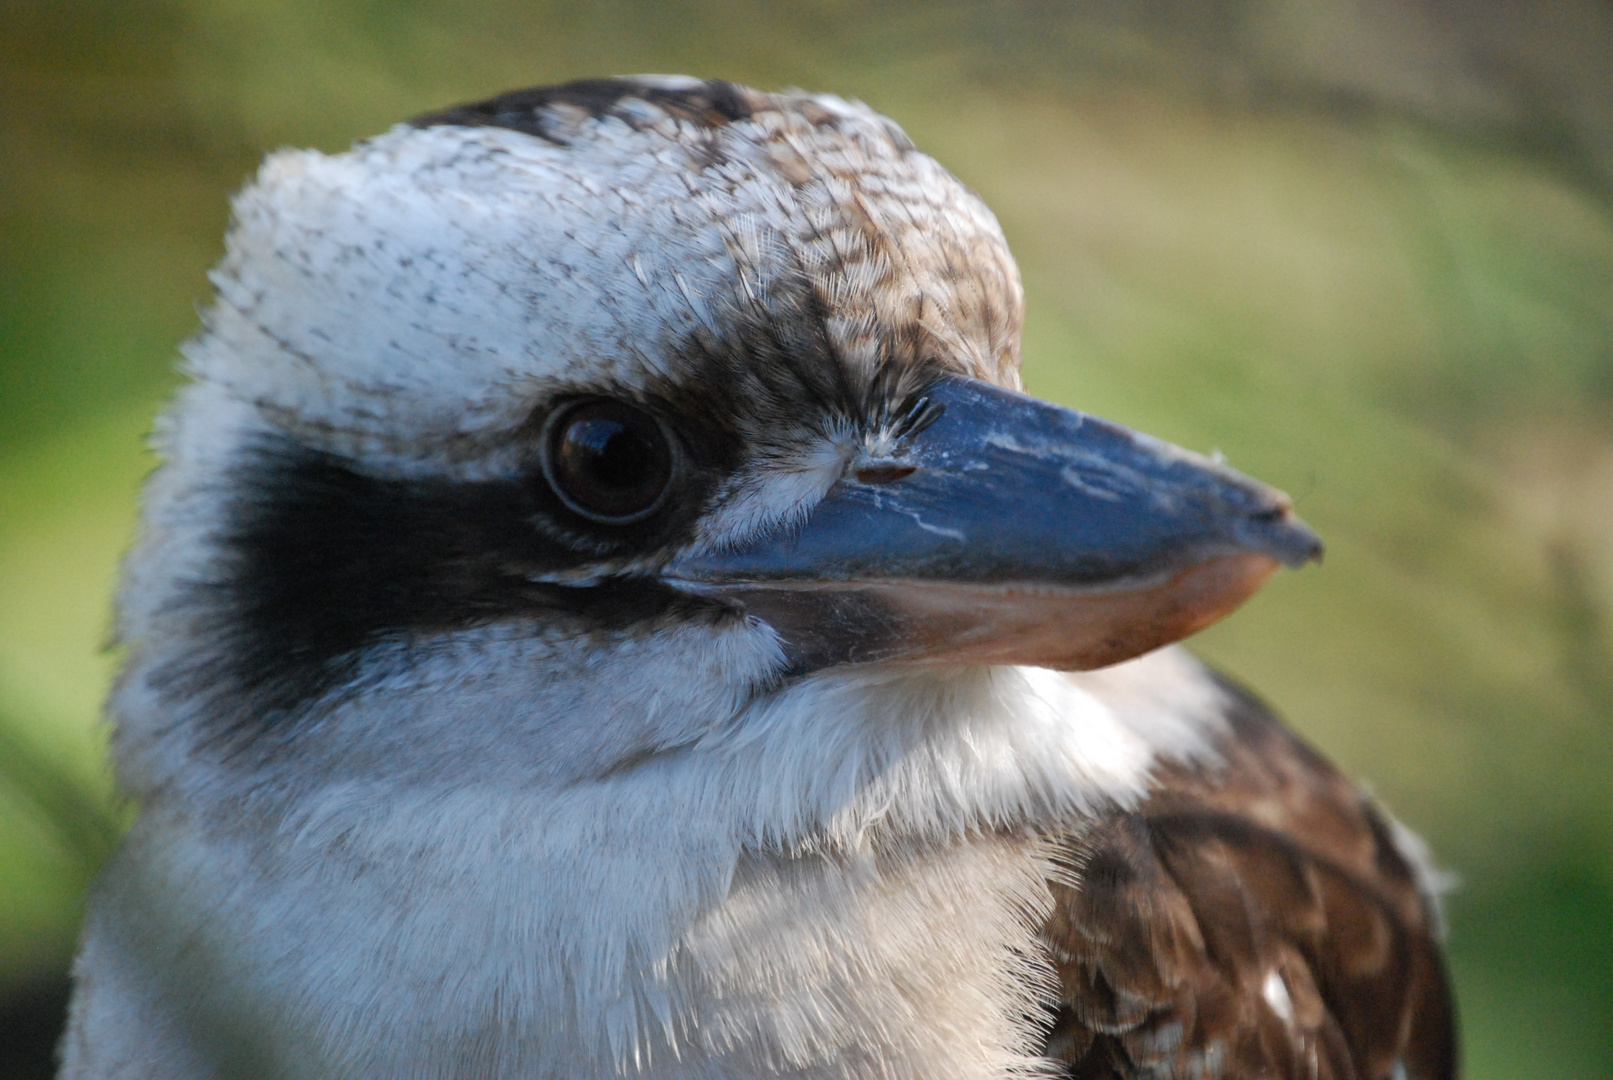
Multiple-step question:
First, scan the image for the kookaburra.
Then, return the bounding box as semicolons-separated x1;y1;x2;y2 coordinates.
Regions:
59;78;1455;1080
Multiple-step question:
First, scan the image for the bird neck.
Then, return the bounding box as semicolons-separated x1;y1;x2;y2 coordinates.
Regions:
103;640;1228;1076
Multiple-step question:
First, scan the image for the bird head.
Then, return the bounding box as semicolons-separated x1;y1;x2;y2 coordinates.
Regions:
114;77;1318;794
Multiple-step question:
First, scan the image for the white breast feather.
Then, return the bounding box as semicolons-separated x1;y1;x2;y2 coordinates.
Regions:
76;643;1228;1079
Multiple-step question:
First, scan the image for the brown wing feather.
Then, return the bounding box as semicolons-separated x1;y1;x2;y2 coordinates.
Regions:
1041;674;1457;1080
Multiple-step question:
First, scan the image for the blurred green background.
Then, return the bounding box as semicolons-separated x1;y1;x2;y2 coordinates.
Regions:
2;1;1611;1076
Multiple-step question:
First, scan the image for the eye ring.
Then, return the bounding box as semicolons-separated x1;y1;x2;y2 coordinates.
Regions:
539;398;680;524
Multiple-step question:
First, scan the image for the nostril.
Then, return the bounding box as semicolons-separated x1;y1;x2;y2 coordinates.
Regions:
855;464;917;485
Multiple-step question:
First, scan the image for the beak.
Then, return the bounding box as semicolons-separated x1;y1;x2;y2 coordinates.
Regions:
664;376;1321;674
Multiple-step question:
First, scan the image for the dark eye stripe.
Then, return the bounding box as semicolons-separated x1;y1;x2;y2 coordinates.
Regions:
163;323;901;755
159;435;722;751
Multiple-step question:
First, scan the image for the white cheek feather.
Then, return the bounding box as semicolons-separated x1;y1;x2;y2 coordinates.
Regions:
691;435;855;555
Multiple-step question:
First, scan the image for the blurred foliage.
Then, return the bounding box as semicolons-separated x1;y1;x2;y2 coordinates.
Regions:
2;1;1611;1076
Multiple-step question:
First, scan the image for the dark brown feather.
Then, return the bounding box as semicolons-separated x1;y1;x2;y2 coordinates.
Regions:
1041;674;1457;1079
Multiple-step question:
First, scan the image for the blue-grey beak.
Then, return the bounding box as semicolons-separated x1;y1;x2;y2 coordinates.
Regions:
666;377;1321;673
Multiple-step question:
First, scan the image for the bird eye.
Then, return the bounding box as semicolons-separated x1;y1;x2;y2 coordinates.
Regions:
541;399;677;523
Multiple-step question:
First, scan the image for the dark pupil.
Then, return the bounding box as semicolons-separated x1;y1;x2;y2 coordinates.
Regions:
569;419;647;489
552;404;670;520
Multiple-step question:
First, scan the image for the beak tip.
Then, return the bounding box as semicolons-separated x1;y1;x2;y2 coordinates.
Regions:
1223;485;1323;569
1262;513;1325;569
